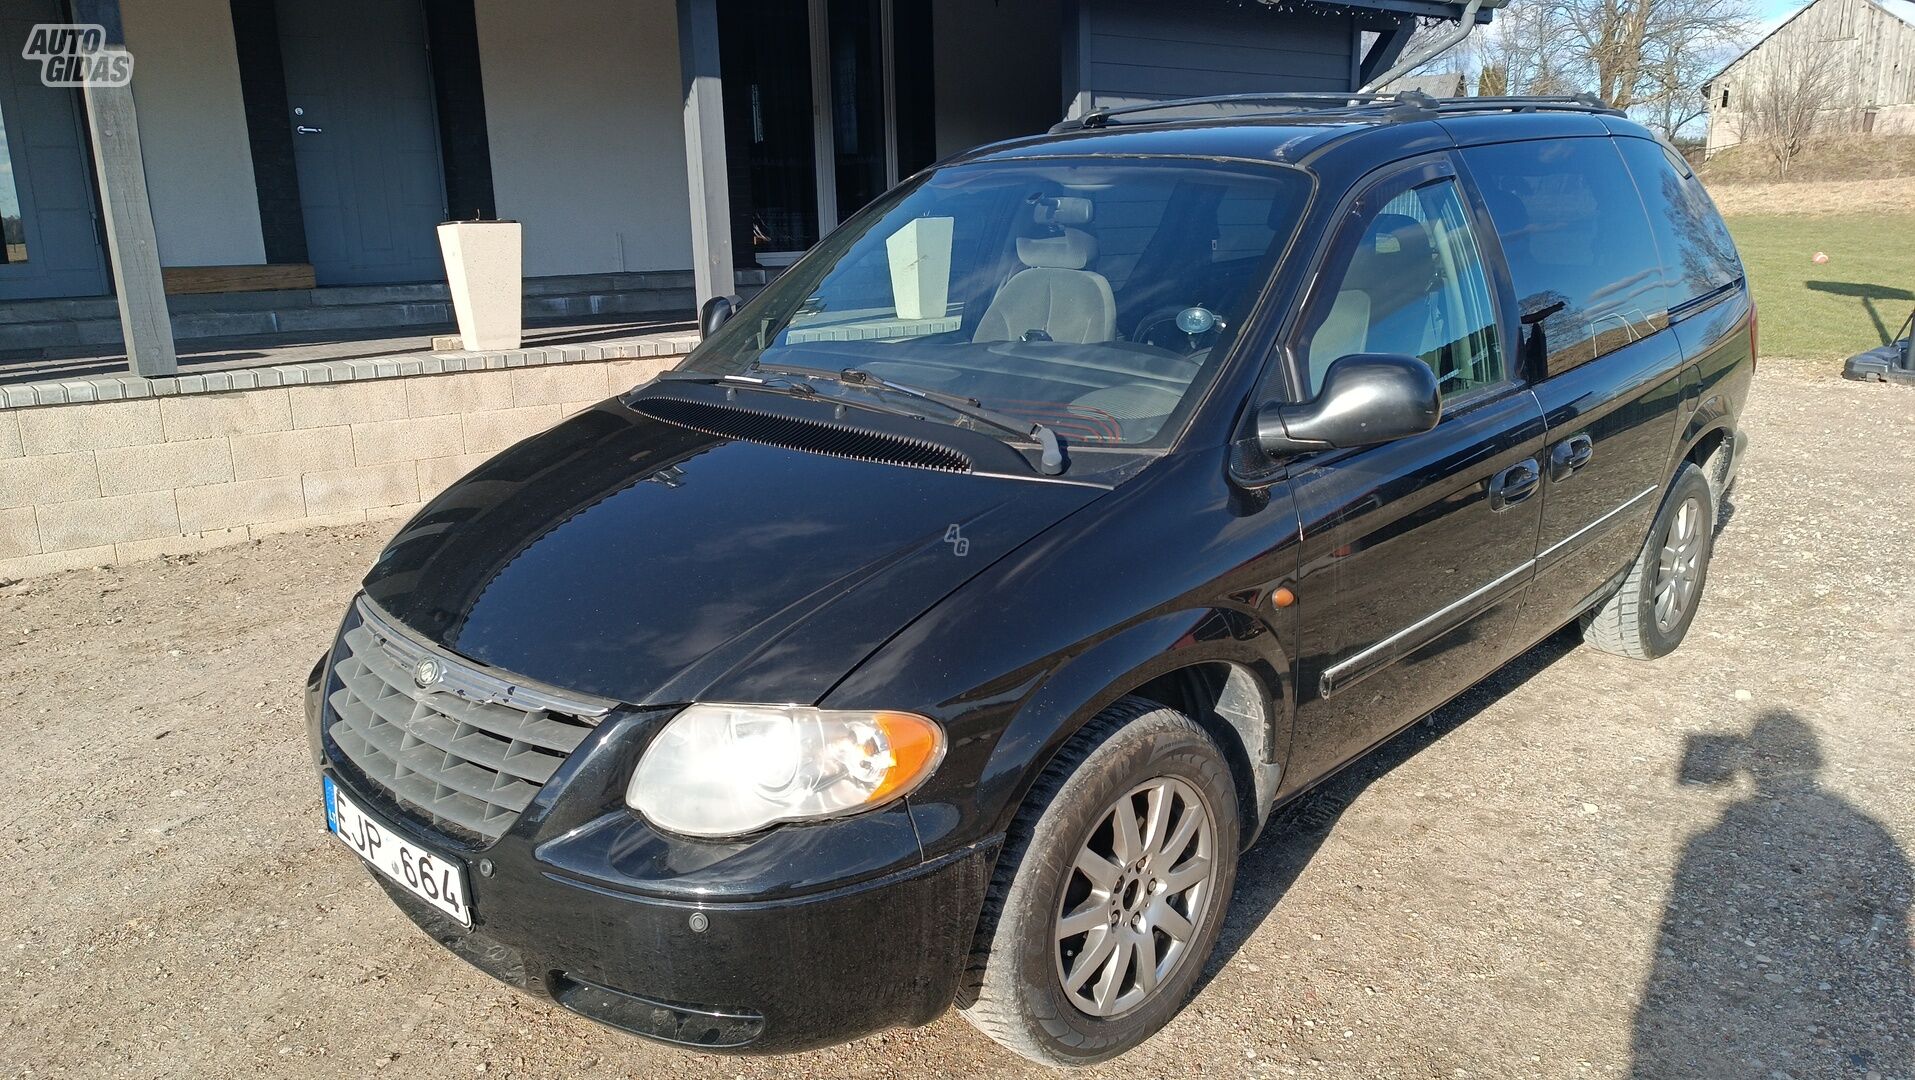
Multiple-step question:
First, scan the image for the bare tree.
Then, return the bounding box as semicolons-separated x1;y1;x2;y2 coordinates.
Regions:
1739;30;1849;176
1475;2;1579;95
1361;0;1758;133
1635;38;1738;139
1537;0;1756;109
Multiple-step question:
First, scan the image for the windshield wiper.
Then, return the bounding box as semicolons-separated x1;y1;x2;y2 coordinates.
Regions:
754;363;1069;475
655;369;816;394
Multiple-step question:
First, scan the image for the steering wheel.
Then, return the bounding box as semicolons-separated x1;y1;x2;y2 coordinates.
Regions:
1131;304;1224;355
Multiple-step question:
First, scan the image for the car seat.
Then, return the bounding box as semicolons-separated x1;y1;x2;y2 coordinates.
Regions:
974;198;1117;345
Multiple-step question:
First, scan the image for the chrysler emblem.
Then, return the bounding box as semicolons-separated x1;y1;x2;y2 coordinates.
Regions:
413;657;443;689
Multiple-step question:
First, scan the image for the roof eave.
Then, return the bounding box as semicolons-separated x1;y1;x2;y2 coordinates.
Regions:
1282;0;1495;25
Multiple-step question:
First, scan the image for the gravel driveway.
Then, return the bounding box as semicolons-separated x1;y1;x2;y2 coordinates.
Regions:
3;367;1910;1080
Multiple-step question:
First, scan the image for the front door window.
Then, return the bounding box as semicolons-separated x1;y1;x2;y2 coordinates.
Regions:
1295;178;1504;401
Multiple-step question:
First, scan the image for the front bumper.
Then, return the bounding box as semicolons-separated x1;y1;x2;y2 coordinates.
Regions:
305;657;996;1054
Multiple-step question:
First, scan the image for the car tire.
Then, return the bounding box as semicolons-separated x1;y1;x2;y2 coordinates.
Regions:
1582;462;1715;660
959;696;1240;1067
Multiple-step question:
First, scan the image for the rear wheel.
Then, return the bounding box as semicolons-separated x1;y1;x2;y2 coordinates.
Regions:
960;698;1240;1066
1583;462;1714;659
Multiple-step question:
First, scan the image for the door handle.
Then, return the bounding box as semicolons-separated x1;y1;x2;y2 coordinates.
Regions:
295;125;324;134
1489;459;1540;512
1548;434;1595;481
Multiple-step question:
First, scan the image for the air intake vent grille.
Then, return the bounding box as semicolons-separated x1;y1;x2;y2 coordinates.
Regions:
633;396;973;473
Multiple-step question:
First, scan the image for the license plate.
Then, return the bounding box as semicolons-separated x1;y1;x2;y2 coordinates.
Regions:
324;776;472;926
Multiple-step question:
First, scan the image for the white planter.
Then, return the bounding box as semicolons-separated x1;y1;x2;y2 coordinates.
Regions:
884;216;954;321
437;220;523;351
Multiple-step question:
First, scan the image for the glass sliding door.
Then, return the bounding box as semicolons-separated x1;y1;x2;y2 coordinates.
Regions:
827;0;888;221
719;0;821;266
719;0;917;269
889;0;937;180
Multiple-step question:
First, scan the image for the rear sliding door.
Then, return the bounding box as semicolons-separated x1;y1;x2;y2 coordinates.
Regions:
1458;137;1688;642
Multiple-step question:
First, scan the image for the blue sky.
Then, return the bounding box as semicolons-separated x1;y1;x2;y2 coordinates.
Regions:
1755;0;1804;29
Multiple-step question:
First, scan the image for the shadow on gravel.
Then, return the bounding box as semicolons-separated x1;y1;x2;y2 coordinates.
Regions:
1197;625;1585;990
1631;711;1913;1079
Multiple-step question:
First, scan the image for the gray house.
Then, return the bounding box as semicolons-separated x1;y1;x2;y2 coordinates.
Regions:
0;0;1484;369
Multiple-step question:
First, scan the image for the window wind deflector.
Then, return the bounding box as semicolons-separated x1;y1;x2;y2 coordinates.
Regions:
625;378;1052;478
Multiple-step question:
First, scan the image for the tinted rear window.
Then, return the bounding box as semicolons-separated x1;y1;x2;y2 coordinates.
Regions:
1462;138;1666;377
1615;137;1742;306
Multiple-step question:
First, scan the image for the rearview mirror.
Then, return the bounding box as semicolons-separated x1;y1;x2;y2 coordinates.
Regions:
1256;353;1441;457
699;294;741;338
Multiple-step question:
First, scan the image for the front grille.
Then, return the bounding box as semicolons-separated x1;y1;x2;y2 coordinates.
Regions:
325;602;601;843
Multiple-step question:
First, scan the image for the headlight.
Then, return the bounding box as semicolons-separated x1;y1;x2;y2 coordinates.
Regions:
627;704;945;837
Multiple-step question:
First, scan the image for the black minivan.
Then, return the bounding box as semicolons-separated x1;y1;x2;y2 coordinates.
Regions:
306;93;1753;1065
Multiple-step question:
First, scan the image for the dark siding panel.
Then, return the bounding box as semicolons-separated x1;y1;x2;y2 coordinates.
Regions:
1089;33;1348;74
1087;64;1347;100
1074;0;1357;110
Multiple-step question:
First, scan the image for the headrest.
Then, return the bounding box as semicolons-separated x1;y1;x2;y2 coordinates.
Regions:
1017;227;1098;270
1363;213;1430;259
1034;196;1094;226
1349;213;1435;312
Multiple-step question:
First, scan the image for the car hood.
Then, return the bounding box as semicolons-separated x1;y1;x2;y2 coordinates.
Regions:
361;400;1104;706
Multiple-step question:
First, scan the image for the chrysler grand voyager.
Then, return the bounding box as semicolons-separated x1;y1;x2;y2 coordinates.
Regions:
306;92;1753;1065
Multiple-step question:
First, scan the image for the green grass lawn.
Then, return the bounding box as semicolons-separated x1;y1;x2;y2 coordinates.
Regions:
1725;212;1915;361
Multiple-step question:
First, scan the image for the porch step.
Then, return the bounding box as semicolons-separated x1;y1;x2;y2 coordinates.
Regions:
0;269;770;360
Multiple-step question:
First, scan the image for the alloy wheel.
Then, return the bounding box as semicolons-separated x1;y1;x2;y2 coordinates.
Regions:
1052;776;1217;1018
1654;495;1704;632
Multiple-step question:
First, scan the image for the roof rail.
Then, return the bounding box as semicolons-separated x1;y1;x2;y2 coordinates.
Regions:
1054;91;1440;133
1433;94;1621;115
1048;91;1621;133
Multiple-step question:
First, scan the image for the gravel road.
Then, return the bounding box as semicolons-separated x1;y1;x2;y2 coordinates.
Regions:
2;367;1910;1080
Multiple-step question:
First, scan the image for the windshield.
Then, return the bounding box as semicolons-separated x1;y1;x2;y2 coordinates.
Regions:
682;157;1311;450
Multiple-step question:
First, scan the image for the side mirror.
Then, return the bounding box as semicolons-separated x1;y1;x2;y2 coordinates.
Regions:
699;294;741;338
1256;353;1441;457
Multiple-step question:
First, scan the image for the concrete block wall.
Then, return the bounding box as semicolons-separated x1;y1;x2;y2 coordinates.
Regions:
0;356;677;581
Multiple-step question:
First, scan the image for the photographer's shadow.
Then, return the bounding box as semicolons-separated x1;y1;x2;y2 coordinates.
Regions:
1632;711;1913;1078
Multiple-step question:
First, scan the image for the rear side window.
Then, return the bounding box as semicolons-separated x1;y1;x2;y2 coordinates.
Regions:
1462;138;1667;377
1615;138;1742;306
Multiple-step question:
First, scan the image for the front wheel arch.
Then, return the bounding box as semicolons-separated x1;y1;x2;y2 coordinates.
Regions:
980;617;1289;853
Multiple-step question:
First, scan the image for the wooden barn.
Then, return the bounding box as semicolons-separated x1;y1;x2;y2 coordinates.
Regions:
1704;0;1915;153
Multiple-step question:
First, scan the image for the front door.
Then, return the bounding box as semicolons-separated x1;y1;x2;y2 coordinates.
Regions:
0;0;109;300
277;0;446;285
1283;161;1547;781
